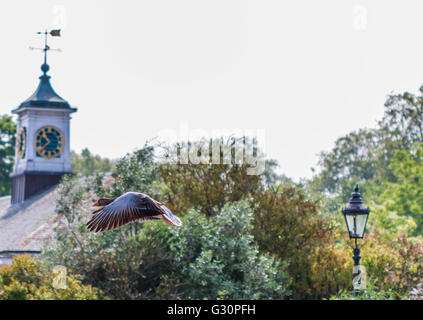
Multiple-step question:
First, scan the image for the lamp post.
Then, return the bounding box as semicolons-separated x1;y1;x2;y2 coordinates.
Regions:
341;184;370;296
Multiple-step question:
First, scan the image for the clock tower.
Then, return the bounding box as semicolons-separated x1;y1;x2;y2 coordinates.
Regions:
10;30;77;204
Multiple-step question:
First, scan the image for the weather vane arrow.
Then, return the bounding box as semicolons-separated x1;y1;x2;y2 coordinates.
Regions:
29;29;62;68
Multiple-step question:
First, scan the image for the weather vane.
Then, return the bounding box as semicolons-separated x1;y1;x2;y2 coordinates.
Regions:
29;29;62;68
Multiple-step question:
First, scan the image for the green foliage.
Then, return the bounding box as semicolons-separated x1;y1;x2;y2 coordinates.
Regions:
330;281;397;300
360;231;423;296
310;86;423;211
305;86;423;299
71;148;114;177
160;202;289;299
44;178;290;299
45;122;423;300
42;174;156;299
380;86;423;148
251;186;350;299
0;255;106;300
0;114;16;196
110;143;160;199
380;144;423;235
367;203;416;241
306;87;423;299
157;138;266;217
49;122;423;300
331;232;423;300
313;128;382;194
43;141;296;299
46;216;174;299
405;283;423;300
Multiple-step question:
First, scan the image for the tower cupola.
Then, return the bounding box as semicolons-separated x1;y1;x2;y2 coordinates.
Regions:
10;30;77;204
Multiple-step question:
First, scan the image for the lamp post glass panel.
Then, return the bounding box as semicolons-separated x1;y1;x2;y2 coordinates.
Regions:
342;184;370;296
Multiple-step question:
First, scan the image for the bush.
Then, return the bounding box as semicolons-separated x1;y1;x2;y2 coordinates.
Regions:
251;186;351;299
360;231;423;296
330;281;397;300
158;201;289;299
0;255;106;300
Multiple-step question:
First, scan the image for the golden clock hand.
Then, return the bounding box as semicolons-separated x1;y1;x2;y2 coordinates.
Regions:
42;131;50;142
40;132;51;151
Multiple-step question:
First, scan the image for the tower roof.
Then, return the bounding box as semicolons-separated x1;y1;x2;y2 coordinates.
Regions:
13;63;75;112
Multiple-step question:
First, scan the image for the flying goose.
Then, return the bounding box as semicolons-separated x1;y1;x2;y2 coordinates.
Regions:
87;192;182;232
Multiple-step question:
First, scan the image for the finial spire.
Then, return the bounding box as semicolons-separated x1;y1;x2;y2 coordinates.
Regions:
29;29;62;75
350;184;363;204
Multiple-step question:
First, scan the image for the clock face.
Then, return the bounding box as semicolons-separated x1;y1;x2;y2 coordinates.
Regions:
34;126;65;159
16;127;26;159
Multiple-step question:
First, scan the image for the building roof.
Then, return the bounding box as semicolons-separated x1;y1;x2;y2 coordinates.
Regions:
12;63;76;112
0;186;60;252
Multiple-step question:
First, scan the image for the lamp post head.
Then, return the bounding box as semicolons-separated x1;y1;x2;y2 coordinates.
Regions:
342;184;370;239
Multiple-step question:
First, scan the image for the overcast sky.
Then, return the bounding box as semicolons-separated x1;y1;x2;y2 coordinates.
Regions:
1;0;423;181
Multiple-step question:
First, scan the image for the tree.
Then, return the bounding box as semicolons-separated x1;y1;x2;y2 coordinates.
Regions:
71;148;114;177
313;129;381;192
309;86;423;214
0;114;16;196
159;202;289;299
251;186;351;299
380;86;423;148
110;144;159;199
157;137;275;217
380;144;423;235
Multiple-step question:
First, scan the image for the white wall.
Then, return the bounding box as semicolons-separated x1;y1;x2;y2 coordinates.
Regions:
12;108;74;176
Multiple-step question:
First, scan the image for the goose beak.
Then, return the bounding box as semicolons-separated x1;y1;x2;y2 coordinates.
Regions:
93;200;100;207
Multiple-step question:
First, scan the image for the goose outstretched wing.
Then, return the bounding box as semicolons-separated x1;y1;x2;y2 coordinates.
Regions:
87;192;164;232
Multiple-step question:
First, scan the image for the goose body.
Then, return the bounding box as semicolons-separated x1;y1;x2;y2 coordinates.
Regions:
87;192;182;232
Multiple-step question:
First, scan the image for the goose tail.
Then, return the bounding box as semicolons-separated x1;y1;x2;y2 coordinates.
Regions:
161;205;182;226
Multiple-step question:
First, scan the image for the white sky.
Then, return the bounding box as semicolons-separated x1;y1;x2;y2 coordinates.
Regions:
1;0;423;181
